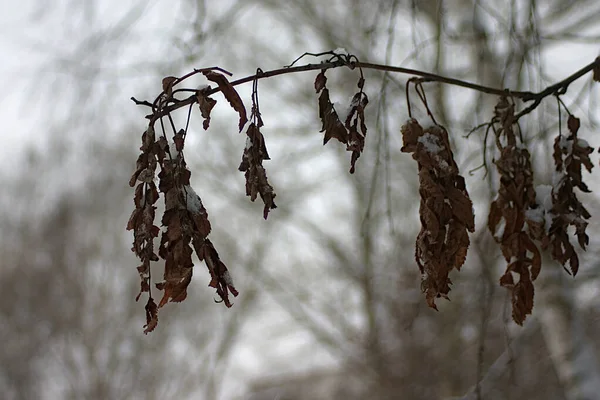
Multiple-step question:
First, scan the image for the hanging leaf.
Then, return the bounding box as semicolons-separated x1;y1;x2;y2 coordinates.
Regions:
197;93;217;130
203;71;248;132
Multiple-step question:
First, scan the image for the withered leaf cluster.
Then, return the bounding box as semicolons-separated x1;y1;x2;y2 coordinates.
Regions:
237;77;277;219
546;115;593;275
128;125;161;332
488;97;542;325
238;121;277;219
401;119;475;310
315;70;369;173
489;97;595;325
128;125;238;333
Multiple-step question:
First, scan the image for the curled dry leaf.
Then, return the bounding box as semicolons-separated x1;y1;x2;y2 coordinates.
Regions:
345;89;369;174
197;92;217;130
143;298;159;334
203;70;248;132
318;87;348;145
193;238;239;307
315;69;347;145
314;70;327;93
401;119;475;310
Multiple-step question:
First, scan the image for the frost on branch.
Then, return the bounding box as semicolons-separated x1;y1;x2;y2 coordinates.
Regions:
401;119;475;310
488;96;541;325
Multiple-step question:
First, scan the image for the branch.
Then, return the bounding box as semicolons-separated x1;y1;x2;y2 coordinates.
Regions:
133;57;600;124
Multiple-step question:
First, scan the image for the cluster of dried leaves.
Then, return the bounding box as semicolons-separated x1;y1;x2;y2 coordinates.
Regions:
238;74;277;219
315;69;369;173
401;119;475;309
488;97;595;324
129;62;373;331
547;116;594;273
130;55;600;331
128;70;253;333
128;123;239;333
487;97;542;324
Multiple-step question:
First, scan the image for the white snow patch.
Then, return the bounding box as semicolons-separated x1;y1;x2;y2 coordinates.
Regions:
577;138;590;148
494;217;506;240
525;208;544;224
525;184;555;233
418;133;443;154
535;185;553;211
438;159;450;170
334;47;348;55
559;135;573;153
340;94;360;121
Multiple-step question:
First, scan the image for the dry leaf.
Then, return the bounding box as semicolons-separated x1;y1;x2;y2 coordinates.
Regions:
198;93;217;130
203;71;248;132
162;76;177;97
318;88;348;145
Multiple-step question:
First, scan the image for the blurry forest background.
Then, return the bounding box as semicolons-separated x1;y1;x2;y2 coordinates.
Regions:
1;1;600;399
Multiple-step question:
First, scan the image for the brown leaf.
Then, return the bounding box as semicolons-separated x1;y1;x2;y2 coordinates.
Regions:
400;119;424;153
193;237;239;307
314;70;327;93
203;71;248;132
173;130;185;152
447;186;475;232
318;88;348;145
129;153;148;187
141;126;156;152
143;298;159;334
162;76;177;97
511;278;534;325
146;182;160;205
126;208;141;231
594;57;600;82
198;94;217;130
567;115;580;135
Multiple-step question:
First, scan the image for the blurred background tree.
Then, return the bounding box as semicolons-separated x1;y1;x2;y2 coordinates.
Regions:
1;1;600;399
